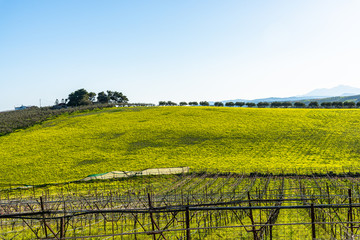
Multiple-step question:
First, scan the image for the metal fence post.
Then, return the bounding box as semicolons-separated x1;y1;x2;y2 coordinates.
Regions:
186;206;191;240
348;189;353;236
311;203;316;240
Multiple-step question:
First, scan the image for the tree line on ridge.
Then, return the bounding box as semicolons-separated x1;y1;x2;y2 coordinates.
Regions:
159;101;360;108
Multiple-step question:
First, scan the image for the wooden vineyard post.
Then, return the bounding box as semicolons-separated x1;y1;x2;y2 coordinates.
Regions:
147;193;167;240
60;198;66;239
311;203;316;240
186;206;191;240
40;196;48;238
348;189;353;236
326;183;330;205
134;214;138;240
60;217;65;239
247;192;258;240
148;193;156;240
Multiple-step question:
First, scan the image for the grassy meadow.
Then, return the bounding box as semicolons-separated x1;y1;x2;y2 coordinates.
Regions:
1;106;360;185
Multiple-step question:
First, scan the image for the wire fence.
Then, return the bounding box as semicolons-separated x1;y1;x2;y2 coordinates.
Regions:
2;172;360;239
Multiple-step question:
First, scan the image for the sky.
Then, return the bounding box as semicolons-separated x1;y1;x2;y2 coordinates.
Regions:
1;0;360;111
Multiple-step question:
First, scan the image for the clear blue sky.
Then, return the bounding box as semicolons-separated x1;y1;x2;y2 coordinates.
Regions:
1;0;360;110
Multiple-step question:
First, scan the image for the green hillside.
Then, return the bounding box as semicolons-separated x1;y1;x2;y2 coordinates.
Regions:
2;106;360;185
301;94;360;104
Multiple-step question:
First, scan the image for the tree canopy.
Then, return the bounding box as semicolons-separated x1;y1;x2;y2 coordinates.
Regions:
189;102;199;106
200;101;210;106
225;102;235;107
294;102;306;108
246;102;256;107
67;89;93;106
214;102;224;107
67;89;128;106
235;102;245;107
257;102;270;108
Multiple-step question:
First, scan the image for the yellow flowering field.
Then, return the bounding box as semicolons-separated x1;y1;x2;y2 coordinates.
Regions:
1;106;360;185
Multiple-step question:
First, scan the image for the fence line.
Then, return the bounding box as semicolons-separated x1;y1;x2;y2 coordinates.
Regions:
4;202;360;220
2;196;360;239
3;173;360;239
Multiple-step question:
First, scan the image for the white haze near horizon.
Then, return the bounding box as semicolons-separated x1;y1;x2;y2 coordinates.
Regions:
0;0;360;111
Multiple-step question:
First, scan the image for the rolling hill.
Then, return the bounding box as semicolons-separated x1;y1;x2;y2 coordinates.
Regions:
2;106;360;185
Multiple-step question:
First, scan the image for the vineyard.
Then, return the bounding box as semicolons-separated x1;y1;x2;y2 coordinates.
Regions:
2;107;360;239
2;172;360;239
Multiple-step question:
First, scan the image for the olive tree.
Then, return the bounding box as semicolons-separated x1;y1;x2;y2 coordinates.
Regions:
344;101;355;108
225;102;235;107
235;102;245;107
200;101;210;106
189;102;199;106
321;102;332;108
257;102;270;108
294;102;306;108
214;102;224;107
308;102;319;108
246;102;256;107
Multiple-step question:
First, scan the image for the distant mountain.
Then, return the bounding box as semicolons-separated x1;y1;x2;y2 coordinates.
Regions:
222;96;322;104
213;85;360;104
302;85;360;97
300;95;360;104
210;96;324;105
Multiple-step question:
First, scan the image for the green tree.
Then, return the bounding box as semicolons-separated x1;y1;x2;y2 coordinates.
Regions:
88;92;96;103
166;101;177;106
257;102;269;108
235;102;245;107
308;101;319;108
214;102;224;107
67;89;92;106
294;102;305;108
270;102;282;108
200;101;210;106
180;102;187;106
107;91;128;103
189;102;198;106
97;91;109;104
344;101;355;108
332;101;343;108
225;102;235;107
159;101;166;106
281;102;292;108
321;102;332;108
246;102;256;107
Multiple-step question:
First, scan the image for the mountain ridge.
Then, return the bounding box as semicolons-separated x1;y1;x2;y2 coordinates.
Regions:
302;85;360;97
217;85;360;104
